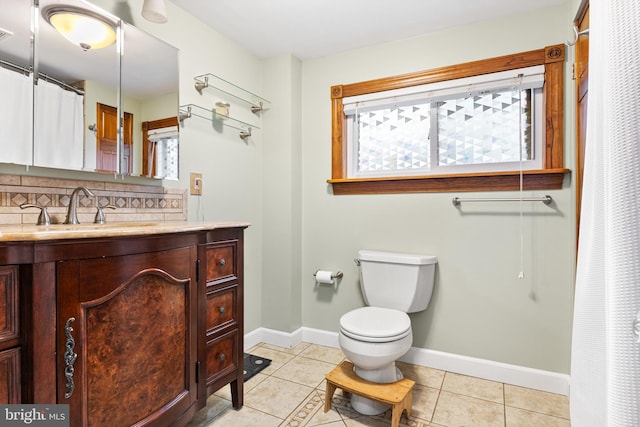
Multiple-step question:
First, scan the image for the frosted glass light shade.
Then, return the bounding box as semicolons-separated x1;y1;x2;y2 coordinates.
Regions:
45;8;116;51
142;0;168;23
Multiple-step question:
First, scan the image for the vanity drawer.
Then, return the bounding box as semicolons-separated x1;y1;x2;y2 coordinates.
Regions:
205;244;236;282
206;285;237;331
206;330;238;384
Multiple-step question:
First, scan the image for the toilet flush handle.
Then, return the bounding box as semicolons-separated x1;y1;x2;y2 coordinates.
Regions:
354;259;361;266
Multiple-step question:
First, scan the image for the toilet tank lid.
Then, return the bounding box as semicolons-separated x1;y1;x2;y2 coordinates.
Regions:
358;250;437;265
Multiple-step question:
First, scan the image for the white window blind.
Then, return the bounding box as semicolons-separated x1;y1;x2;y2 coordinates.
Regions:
343;66;544;179
148;125;179;141
343;66;544;114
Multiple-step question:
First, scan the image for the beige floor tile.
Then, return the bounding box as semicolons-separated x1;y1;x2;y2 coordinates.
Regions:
410;384;440;421
246;346;296;375
244;376;315;419
432;390;505;427
397;361;445;389
343;411;433;427
504;384;569;419
307;411;346;426
327;386;431;427
442;372;504;404
189;342;572;426
300;344;347;364
280;389;344;427
206;405;283;426
307;422;346;427
506;406;571;427
273;355;337;388
343;415;392;427
185;394;231;427
214;372;269;400
246;344;262;353
261;342;312;355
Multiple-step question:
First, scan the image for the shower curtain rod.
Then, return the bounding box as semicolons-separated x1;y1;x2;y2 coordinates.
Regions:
452;195;552;207
0;58;84;95
0;58;30;75
37;73;85;95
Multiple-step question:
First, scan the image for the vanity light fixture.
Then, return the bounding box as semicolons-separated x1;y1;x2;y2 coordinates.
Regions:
43;6;116;51
142;0;168;24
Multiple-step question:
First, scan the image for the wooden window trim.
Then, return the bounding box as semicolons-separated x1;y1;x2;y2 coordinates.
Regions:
328;45;570;195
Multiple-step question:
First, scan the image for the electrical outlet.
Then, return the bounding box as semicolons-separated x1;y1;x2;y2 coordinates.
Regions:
190;172;203;195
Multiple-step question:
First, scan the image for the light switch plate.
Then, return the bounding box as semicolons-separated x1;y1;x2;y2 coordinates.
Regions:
190;172;203;195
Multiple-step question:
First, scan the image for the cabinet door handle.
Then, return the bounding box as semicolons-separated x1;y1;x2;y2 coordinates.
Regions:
219;306;225;314
218;353;226;361
218;258;226;266
63;317;78;399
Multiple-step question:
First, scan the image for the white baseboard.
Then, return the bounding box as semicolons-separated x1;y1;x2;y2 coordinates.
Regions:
400;346;570;396
245;326;570;396
244;327;303;350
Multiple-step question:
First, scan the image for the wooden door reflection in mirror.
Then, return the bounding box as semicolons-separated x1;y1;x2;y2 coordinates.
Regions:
96;103;133;174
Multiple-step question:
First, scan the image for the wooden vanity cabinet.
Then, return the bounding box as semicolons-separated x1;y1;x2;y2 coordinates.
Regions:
0;225;246;426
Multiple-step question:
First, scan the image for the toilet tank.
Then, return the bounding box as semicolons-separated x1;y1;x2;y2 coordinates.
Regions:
358;250;437;313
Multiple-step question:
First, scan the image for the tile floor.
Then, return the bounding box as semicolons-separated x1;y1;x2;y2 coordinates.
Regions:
186;342;570;427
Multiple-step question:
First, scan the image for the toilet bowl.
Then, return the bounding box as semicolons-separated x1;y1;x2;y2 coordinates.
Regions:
338;250;437;416
339;306;413;415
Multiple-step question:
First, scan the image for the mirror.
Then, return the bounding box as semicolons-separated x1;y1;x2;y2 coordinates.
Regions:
120;19;180;179
0;0;179;180
0;0;33;166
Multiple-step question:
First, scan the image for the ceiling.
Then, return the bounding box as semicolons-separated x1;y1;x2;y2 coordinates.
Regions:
170;0;568;60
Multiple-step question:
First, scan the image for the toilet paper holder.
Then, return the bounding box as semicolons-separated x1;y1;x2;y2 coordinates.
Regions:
313;270;343;285
313;270;343;279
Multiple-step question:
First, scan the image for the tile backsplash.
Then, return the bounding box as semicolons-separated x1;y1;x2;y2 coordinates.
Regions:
0;174;187;225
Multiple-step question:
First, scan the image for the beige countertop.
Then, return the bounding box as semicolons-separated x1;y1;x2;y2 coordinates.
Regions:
0;221;250;242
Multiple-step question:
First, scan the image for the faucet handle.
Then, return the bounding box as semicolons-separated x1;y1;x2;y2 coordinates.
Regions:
20;203;51;226
94;205;116;224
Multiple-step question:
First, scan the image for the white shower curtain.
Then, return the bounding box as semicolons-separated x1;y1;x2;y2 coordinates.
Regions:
570;1;640;426
0;67;33;165
33;79;84;170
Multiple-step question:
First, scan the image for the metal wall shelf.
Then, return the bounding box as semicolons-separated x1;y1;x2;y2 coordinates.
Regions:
179;104;258;140
194;73;270;113
181;73;269;140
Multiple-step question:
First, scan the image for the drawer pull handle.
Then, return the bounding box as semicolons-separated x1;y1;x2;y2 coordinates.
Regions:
218;353;226;361
218;258;226;266
63;317;78;399
219;306;225;314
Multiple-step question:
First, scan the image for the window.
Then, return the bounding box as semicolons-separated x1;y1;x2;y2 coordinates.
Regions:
329;45;569;195
142;117;179;180
345;67;544;178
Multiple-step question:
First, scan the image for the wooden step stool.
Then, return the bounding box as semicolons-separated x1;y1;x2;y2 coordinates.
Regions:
324;360;415;427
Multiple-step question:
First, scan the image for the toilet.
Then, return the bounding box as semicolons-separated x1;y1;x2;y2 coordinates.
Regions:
338;250;437;415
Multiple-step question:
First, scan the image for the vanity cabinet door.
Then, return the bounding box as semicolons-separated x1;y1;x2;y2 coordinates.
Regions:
56;246;198;427
0;348;21;404
0;266;21;404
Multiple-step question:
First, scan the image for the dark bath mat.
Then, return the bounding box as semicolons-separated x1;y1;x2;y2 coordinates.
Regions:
244;353;271;381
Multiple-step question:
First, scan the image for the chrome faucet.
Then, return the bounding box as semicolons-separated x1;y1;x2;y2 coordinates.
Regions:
64;186;95;224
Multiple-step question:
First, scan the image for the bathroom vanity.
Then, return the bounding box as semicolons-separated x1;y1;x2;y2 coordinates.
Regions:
0;222;247;426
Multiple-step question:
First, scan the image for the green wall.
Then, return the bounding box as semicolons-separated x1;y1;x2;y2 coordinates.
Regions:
298;3;576;373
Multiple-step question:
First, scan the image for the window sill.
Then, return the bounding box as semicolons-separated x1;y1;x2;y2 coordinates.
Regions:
327;168;570;195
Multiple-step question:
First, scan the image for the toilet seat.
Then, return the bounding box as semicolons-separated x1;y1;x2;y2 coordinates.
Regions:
340;307;411;343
